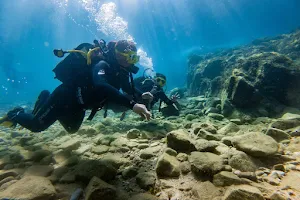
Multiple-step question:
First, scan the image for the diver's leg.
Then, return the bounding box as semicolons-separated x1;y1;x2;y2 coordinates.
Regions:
58;110;85;133
6;86;66;132
32;90;51;115
12;108;57;132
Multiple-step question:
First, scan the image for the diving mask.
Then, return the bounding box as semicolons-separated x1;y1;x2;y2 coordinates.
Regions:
115;49;140;64
155;77;166;87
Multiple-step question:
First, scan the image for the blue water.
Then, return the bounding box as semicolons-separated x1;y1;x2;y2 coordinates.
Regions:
0;0;300;105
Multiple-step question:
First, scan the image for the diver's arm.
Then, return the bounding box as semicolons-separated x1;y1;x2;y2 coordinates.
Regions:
93;83;151;119
94;83;136;109
92;60;110;85
159;91;174;105
92;61;136;109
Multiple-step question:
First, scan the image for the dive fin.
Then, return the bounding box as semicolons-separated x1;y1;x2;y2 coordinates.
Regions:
0;115;16;128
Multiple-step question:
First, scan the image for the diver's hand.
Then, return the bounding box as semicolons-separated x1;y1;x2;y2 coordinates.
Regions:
170;92;180;102
133;103;151;120
142;92;154;102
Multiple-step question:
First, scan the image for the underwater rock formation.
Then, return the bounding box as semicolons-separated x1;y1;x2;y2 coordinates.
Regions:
187;29;300;117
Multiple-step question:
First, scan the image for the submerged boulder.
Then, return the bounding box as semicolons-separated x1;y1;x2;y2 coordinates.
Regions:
223;185;264;200
232;132;279;157
188;152;224;177
226;76;262;108
167;129;196;153
0;176;56;200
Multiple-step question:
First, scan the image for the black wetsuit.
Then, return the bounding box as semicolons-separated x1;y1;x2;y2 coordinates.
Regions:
135;78;173;109
12;59;141;133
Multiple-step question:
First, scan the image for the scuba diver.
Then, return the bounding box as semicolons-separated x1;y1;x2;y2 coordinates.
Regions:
134;72;180;111
102;71;180;119
0;39;152;133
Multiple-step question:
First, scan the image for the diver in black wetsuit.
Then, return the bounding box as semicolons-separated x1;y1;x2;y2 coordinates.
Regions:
134;73;179;110
0;40;152;133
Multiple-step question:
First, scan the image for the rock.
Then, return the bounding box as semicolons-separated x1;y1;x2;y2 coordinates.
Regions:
270;118;300;130
0;176;15;187
192;181;223;200
180;161;191;174
127;129;140;139
185;114;198;121
263;176;280;186
192;122;217;134
136;172;156;190
60;155;79;167
97;135;117;145
75;144;92;155
205;107;220;115
235;171;258;182
286;137;300;152
188;152;224;177
53;150;71;164
270;170;285;178
110;137;129;147
140;146;161;159
221;136;234;146
73;160;117;183
208;113;224;120
266;128;291;142
227;76;262;108
25;165;54;177
222;99;234;117
223;185;264;200
129;193;157;200
194;139;219;152
3;164;14;170
224;165;233;172
156;153;180;177
269;191;290;200
59;139;81;151
122;166;138;179
230;119;243;125
213;171;245;186
197;129;222;141
273;164;286;172
137;144;149;149
126;141;139;148
30;149;52;162
92;145;109;155
167;129;196;153
232;132;279;157
101;153;130;169
228;150;259;172
84;176;116;200
176;153;188;162
78;126;97;136
165;148;177;156
217;123;240;135
60;172;76;183
40;155;53;165
281;113;300;120
287;126;300;136
0;171;19;181
0;176;56;200
49;166;69;183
